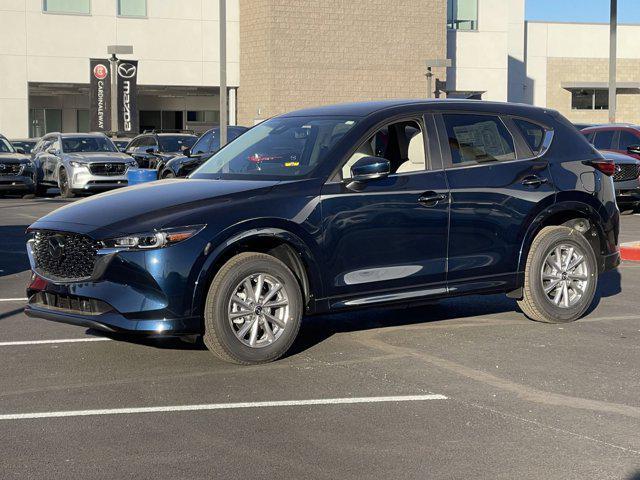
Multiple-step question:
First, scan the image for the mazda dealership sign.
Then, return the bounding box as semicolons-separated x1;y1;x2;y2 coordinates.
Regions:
89;59;112;131
117;60;139;134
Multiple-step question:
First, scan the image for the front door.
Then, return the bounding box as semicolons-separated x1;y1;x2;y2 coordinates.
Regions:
437;112;556;292
320;116;449;305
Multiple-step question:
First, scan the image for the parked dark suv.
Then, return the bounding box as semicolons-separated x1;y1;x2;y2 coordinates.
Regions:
25;100;620;364
158;126;249;179
124;130;198;169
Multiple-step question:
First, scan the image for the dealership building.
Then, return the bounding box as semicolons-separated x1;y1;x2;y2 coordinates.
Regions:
1;0;639;139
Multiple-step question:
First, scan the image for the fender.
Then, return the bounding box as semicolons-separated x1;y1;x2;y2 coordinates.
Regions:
515;196;607;287
190;224;324;318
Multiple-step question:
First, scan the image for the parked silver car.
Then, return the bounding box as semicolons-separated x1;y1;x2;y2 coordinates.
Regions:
32;132;136;197
601;150;640;212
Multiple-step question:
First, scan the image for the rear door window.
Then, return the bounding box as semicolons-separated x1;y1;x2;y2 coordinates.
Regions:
513;119;546;155
593;131;615;150
443;114;516;165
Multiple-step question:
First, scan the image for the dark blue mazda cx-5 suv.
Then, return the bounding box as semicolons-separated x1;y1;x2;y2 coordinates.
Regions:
25;100;620;364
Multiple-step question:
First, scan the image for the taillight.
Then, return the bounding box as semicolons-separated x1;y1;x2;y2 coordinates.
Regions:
583;159;616;176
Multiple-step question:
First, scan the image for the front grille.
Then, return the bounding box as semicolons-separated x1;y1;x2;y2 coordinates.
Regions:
0;163;23;176
32;231;99;281
89;162;127;176
29;292;112;316
613;164;640;182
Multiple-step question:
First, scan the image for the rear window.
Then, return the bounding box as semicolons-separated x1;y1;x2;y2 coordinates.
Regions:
443;114;516;165
513;119;546;155
593;131;615;150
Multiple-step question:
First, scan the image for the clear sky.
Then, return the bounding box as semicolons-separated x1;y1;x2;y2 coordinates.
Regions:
526;0;640;24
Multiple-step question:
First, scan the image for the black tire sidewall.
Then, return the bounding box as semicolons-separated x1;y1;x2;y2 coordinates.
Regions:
527;229;597;323
58;168;74;198
205;256;302;363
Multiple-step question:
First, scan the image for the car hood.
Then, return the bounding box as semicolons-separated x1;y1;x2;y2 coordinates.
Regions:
63;152;132;163
0;152;31;163
29;178;280;237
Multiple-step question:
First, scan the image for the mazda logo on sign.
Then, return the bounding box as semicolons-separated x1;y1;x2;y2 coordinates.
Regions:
47;236;65;261
118;63;137;79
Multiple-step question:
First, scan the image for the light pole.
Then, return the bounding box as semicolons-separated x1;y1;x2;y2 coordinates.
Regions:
107;45;133;132
609;0;617;124
219;0;228;147
425;59;452;99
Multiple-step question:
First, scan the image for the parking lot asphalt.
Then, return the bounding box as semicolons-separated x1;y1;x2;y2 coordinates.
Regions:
1;196;639;479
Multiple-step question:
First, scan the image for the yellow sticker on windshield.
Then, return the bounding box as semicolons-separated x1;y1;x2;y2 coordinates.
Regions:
284;161;300;167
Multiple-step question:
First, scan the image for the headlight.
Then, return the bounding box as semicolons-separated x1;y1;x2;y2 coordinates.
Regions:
69;161;86;168
126;160;137;167
100;225;205;250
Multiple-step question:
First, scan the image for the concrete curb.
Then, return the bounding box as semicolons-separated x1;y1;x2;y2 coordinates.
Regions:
620;242;640;262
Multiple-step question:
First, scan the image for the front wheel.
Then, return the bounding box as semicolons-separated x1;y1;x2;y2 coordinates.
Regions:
58;168;75;198
203;252;303;364
518;226;597;323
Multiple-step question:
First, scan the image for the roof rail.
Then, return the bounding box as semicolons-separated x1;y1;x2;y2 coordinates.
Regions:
142;129;196;135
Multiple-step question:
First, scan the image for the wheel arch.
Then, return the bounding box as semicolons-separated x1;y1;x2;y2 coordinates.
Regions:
191;227;323;321
516;200;607;287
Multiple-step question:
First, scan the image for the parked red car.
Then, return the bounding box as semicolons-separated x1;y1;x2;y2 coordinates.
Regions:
581;124;640;160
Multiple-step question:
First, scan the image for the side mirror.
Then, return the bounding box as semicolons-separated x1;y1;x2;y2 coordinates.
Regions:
47;147;58;155
350;156;390;181
182;147;191;157
627;145;640;155
15;148;25;154
145;147;158;155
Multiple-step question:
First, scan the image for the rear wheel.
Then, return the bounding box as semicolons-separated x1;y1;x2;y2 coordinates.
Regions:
58;168;75;198
203;252;303;364
518;226;597;323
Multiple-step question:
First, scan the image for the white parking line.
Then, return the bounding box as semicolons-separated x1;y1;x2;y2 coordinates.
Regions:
0;338;111;347
0;394;448;421
0;298;28;302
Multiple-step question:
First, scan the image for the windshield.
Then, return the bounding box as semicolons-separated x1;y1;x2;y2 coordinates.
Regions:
192;117;357;179
62;137;117;153
11;141;35;153
0;138;15;153
158;136;197;153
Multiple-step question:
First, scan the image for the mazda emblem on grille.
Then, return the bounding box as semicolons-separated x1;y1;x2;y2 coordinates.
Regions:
47;236;65;261
0;164;5;171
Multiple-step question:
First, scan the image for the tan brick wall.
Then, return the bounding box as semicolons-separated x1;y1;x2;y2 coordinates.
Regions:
547;57;640;124
238;0;447;125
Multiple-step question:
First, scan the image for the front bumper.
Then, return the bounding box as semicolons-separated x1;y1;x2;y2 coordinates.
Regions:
25;235;208;336
69;167;129;191
0;174;35;192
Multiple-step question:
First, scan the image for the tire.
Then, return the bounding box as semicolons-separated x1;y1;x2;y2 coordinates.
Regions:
58;168;75;198
518;226;597;324
162;171;175;179
203;252;303;364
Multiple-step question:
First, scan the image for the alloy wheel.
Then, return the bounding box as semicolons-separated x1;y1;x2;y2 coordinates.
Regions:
227;273;289;348
540;243;590;309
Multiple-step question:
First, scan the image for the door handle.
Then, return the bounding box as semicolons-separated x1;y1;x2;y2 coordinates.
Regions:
418;192;448;207
521;175;548;187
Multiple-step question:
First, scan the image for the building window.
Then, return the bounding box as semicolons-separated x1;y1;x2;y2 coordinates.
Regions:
117;0;147;17
77;110;90;132
447;0;478;30
187;111;220;123
43;0;90;14
29;109;62;138
571;89;609;110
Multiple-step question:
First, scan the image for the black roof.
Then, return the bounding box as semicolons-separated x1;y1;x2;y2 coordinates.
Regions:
281;99;555;118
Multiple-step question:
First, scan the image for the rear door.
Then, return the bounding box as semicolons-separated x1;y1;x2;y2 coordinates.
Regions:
437;112;556;293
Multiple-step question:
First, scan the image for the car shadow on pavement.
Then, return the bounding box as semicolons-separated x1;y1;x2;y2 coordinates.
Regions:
584;268;622;316
0;225;30;278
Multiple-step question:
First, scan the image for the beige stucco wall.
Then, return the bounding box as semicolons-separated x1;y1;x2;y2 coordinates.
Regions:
546;57;640;124
238;0;447;125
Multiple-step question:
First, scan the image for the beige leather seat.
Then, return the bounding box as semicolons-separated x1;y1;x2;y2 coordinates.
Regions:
396;131;425;174
342;141;375;179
